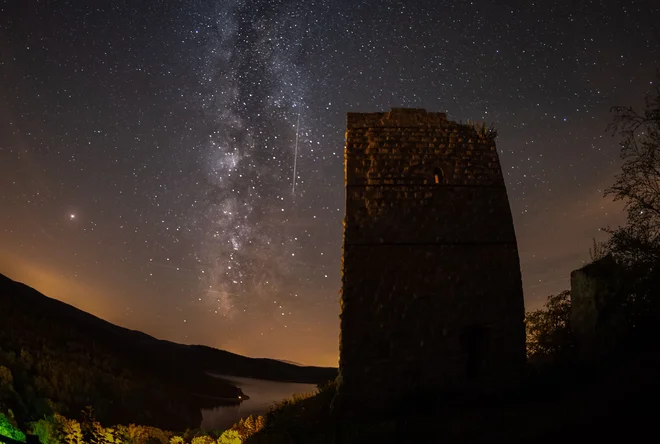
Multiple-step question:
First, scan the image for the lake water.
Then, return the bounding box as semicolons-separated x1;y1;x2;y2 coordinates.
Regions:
200;375;318;431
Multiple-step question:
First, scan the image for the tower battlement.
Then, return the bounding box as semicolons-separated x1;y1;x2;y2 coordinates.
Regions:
347;108;448;129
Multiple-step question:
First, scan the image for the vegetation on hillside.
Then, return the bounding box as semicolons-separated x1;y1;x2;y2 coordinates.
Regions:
0;272;336;434
0;277;204;431
0;408;264;444
0;273;335;443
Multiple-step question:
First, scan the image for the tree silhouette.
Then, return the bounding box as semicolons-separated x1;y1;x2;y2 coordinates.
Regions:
525;290;573;358
604;76;660;325
605;79;660;266
589;237;609;262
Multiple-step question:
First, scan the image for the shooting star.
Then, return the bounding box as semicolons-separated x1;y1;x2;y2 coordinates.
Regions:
292;106;301;196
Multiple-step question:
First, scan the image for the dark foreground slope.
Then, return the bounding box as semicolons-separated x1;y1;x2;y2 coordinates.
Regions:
246;346;660;443
0;273;336;431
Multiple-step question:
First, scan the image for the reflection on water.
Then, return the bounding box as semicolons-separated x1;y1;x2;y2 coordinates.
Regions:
200;375;317;431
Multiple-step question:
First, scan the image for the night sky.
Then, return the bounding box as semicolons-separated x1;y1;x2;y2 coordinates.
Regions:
1;0;658;366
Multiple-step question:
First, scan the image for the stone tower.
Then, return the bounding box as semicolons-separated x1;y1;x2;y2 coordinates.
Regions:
336;108;525;416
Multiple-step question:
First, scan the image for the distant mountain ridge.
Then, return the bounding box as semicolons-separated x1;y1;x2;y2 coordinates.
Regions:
0;272;336;430
276;359;305;366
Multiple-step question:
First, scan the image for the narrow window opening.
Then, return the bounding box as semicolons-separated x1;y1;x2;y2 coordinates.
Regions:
460;325;488;381
433;168;444;184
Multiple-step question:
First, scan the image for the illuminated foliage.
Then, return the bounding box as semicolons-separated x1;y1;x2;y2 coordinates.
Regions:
29;417;58;444
80;406;121;444
191;436;216;444
117;424;149;444
0;412;26;442
217;429;242;444
242;416;255;437
0;366;13;387
0;406;255;444
254;417;265;433
525;290;573;358
143;426;170;444
230;414;266;442
54;413;83;444
113;423;174;444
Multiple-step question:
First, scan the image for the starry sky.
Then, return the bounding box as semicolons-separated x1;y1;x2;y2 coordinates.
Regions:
1;0;658;367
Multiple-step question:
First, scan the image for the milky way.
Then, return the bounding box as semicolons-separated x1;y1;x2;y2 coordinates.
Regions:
193;2;318;316
1;0;659;365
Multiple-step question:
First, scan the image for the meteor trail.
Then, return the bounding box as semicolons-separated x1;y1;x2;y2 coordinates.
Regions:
292;107;301;196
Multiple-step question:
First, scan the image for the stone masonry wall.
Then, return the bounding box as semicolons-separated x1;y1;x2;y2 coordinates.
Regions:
336;108;526;417
570;255;627;361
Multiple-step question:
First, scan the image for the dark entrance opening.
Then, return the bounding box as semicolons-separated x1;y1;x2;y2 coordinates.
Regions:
460;325;488;381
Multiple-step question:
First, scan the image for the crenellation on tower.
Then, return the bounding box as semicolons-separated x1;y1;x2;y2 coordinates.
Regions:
347;108;448;129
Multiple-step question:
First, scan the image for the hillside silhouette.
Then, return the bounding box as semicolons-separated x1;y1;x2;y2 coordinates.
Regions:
0;273;336;431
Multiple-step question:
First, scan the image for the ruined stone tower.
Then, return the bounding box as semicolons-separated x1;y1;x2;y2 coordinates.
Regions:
336;108;526;416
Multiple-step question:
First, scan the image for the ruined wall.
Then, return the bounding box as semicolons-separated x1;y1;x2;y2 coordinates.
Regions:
336;108;526;416
570;255;627;360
